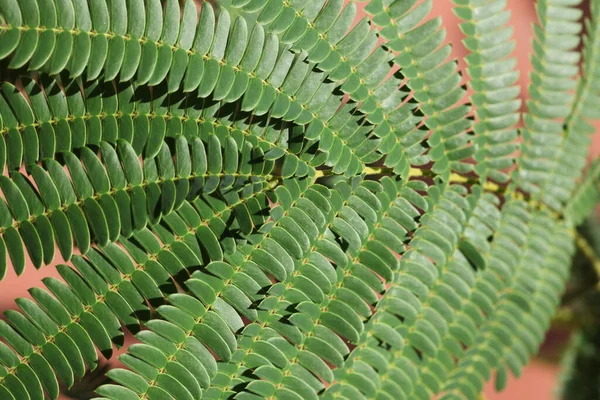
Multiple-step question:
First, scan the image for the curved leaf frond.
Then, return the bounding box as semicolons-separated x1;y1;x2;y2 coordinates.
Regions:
454;0;521;183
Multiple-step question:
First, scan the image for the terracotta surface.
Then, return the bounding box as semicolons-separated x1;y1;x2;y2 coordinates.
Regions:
484;360;561;400
0;1;596;399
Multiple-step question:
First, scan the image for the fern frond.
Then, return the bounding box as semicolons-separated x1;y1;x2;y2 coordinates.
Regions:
98;176;429;398
0;177;278;397
0;75;290;167
567;156;600;226
232;0;477;181
323;184;473;398
107;178;355;397
0;267;119;396
231;2;411;136
453;0;521;183
229;0;431;184
0;3;375;175
0;134;276;278
441;214;574;397
369;1;476;179
515;0;586;210
550;0;600;216
213;178;425;398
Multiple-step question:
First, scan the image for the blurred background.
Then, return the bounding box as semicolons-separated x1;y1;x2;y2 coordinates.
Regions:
438;1;600;398
1;0;599;399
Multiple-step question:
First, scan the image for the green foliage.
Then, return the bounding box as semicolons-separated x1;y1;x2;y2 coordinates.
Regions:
0;0;597;399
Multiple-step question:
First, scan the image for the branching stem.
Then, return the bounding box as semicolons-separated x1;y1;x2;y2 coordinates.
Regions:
573;230;600;285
